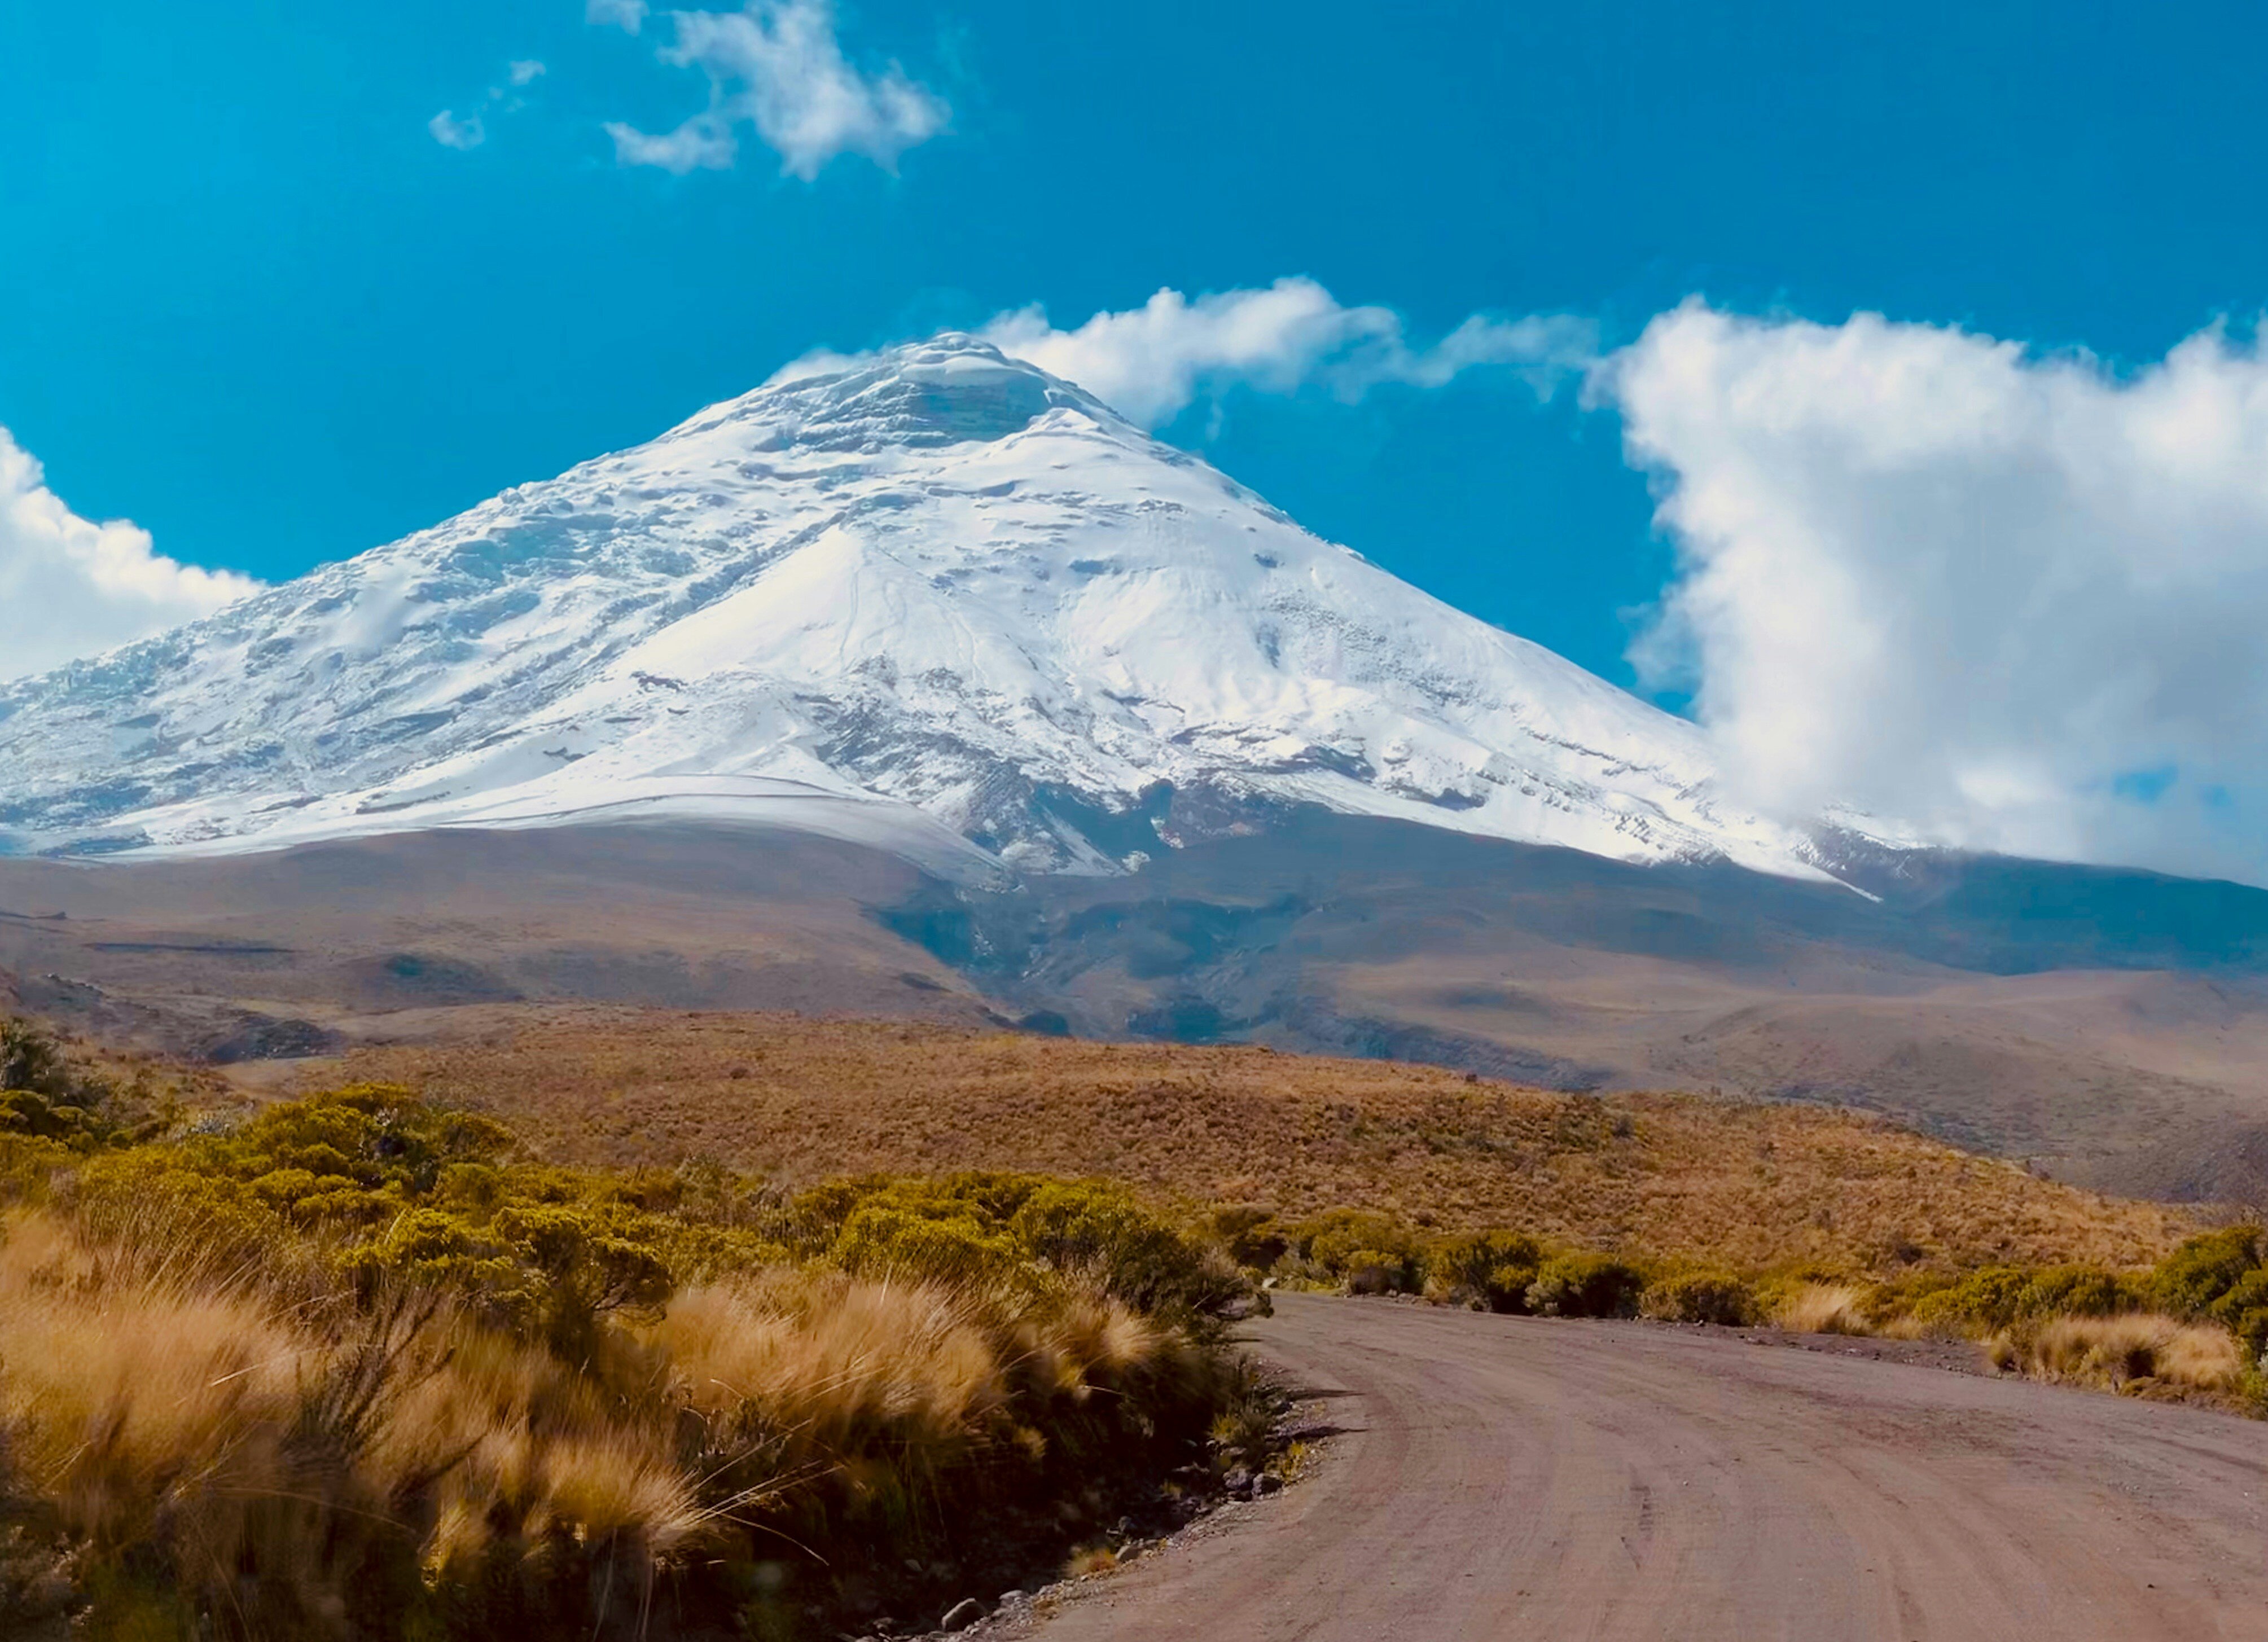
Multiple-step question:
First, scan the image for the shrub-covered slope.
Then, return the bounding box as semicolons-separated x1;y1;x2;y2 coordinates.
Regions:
327;1009;2195;1275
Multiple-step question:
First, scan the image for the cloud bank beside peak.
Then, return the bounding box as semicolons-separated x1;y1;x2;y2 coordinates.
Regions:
1598;301;2268;883
980;279;1597;428
0;430;260;684
767;279;1595;429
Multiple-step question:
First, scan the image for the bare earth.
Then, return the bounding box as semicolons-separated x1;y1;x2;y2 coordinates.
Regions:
1028;1294;2268;1641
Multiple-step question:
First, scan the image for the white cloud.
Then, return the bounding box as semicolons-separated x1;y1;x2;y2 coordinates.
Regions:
588;0;648;32
0;429;260;684
603;115;736;173
601;0;949;180
428;108;486;150
1600;301;2268;882
976;278;1596;428
432;59;547;147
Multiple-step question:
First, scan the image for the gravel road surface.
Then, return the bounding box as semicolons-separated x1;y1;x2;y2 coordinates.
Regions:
1030;1292;2268;1640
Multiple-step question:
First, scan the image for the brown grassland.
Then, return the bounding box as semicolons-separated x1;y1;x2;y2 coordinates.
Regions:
6;1006;2267;1641
315;1007;2196;1275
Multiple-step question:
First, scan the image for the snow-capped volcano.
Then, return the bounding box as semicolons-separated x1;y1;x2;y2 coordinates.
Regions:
0;335;1853;880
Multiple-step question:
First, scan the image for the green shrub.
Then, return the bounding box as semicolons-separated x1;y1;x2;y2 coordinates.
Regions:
2150;1226;2261;1318
1909;1265;2032;1332
1525;1252;1646;1318
1009;1180;1238;1316
0;1020;75;1101
786;1173;1253;1318
1425;1230;1542;1311
2013;1264;2135;1321
1208;1205;1288;1270
830;1203;1030;1289
1639;1270;1754;1325
1298;1209;1423;1292
0;1019;147;1153
2205;1267;2268;1361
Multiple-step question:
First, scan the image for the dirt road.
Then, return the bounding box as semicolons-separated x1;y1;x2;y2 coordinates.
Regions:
1032;1293;2268;1640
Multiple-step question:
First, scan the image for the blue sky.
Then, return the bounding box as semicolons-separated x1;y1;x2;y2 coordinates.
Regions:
5;2;2268;877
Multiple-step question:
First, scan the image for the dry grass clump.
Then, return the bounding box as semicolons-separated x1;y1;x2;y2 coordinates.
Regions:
1731;1228;2268;1412
322;1008;2196;1278
0;1065;1260;1640
0;1202;1234;1639
1063;1544;1120;1578
0;1211;416;1637
1990;1314;2247;1395
659;1271;1011;1450
644;1266;1179;1539
1764;1281;1874;1336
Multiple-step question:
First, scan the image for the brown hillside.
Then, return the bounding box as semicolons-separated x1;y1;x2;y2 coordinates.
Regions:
310;1008;2195;1275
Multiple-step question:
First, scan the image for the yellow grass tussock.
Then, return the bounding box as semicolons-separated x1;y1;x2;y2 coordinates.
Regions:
1766;1281;1873;1336
0;1211;317;1547
1997;1312;2248;1394
0;1205;1234;1636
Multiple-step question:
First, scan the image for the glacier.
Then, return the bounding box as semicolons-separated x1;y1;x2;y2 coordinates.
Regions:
0;335;1869;881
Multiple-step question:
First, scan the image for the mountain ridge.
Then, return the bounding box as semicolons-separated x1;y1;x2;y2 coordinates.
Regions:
0;333;1881;879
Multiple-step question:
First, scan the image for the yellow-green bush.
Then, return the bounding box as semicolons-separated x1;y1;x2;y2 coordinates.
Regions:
830;1200;1032;1288
1288;1209;1425;1292
1010;1179;1245;1317
2136;1226;2268;1366
1207;1204;1288;1271
0;1018;163;1156
0;1086;1262;1641
795;1173;1247;1321
1425;1230;1543;1312
1639;1270;1755;1325
2015;1263;2137;1321
2150;1226;2261;1318
1524;1252;1646;1318
1907;1265;2034;1333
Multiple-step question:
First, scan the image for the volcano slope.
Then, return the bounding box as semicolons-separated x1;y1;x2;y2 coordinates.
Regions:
1023;1293;2268;1642
5;335;2268;1202
8;813;2268;1205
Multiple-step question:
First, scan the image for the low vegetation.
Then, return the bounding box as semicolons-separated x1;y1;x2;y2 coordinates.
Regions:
321;1012;2266;1409
321;1008;2195;1275
1232;1198;2268;1408
5;1007;2260;1637
0;1022;1269;1641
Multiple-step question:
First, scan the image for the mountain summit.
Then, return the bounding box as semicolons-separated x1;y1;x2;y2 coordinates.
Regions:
0;335;1855;878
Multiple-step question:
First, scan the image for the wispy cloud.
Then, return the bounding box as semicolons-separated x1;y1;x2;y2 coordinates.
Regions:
0;429;260;683
974;279;1597;428
599;0;949;180
429;58;550;151
427;109;486;150
587;0;649;33
1600;301;2268;881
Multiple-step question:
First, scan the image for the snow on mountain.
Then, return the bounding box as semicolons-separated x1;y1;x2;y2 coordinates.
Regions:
0;335;1860;881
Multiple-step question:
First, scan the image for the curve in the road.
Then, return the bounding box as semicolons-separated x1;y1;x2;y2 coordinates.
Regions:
1029;1293;2268;1641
